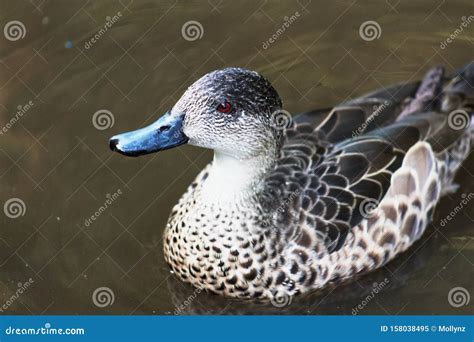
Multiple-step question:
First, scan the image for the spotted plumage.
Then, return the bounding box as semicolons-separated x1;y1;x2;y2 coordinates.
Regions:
111;63;473;300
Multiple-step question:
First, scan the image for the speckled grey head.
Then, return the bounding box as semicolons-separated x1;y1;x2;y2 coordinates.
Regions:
172;67;283;158
109;68;284;159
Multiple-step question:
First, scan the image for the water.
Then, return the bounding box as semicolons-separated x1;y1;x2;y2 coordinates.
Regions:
0;0;472;315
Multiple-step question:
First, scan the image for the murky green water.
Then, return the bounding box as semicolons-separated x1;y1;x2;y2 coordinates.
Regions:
0;0;472;314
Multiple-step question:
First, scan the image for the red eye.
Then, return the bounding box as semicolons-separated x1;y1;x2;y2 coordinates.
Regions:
216;101;232;113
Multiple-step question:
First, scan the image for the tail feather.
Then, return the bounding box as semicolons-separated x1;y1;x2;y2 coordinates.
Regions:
398;65;445;119
443;61;474;112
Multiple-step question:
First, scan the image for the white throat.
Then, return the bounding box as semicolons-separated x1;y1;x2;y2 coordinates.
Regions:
200;151;275;204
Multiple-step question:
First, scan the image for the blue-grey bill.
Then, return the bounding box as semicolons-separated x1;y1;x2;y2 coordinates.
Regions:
109;112;188;157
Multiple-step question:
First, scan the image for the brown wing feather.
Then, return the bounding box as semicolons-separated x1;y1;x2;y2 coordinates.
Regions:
264;63;473;253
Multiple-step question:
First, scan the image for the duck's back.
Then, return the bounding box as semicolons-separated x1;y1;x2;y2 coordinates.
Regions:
257;63;472;297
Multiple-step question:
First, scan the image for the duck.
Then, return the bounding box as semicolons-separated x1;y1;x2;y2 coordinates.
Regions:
109;63;473;301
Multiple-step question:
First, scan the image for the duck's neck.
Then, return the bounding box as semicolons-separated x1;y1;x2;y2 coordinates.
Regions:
200;151;277;204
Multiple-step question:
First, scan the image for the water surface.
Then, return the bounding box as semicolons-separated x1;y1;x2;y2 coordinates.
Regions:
0;0;473;314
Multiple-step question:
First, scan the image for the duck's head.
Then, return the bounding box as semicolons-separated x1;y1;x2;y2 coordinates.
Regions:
109;68;284;159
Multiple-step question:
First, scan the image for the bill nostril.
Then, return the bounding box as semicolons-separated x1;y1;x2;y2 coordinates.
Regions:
109;138;119;151
159;125;171;133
